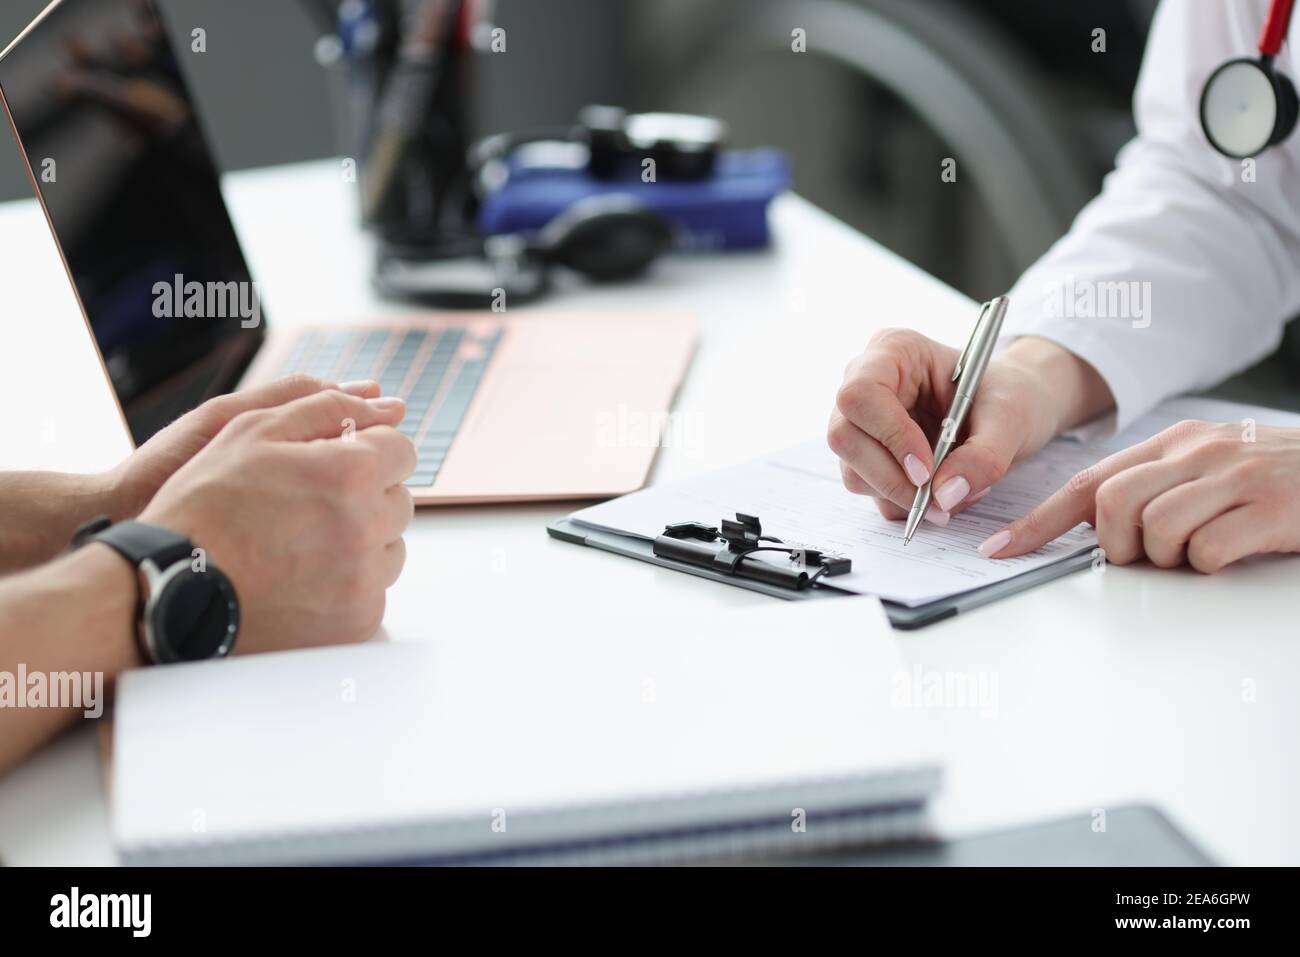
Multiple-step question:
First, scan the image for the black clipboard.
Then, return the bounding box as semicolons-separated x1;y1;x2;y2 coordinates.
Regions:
547;519;1096;630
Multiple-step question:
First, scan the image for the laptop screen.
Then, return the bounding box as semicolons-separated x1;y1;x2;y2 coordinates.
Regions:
0;0;266;444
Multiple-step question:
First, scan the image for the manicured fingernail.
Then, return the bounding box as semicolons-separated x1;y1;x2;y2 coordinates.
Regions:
903;453;930;487
978;529;1011;558
935;476;970;512
968;487;991;504
368;396;404;410
924;506;950;527
339;380;378;395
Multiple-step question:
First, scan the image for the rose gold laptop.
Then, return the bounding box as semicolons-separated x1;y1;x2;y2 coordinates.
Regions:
0;0;695;504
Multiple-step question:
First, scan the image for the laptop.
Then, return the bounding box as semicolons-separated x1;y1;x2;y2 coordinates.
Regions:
0;0;696;504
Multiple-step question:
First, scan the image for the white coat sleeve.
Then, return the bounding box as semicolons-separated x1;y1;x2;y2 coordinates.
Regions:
1001;0;1300;437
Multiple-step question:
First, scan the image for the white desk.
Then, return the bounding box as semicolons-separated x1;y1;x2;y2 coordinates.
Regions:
1;160;1297;866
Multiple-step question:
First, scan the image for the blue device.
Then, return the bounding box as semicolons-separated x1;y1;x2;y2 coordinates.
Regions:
477;147;791;252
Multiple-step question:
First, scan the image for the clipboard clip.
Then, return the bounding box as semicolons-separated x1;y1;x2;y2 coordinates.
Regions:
656;513;851;590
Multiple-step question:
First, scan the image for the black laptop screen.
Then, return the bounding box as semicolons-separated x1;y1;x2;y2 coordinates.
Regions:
0;0;266;444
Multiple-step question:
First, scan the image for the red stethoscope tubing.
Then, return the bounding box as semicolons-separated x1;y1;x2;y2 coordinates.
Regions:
1260;0;1296;57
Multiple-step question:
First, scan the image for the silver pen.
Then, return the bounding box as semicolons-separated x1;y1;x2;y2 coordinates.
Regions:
902;295;1010;545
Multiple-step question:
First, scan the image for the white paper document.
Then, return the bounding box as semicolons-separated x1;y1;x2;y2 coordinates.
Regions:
570;397;1300;607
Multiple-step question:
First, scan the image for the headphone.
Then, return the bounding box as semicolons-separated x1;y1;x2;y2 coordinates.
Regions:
373;194;676;309
373;107;726;309
1201;0;1299;158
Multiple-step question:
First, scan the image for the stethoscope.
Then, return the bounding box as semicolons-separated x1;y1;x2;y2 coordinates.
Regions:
1202;0;1299;158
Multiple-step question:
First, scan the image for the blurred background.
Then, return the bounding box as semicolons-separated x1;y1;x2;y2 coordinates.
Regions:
0;0;1158;301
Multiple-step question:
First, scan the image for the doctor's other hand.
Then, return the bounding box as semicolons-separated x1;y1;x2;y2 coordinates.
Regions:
139;389;417;652
828;329;1111;523
980;419;1300;573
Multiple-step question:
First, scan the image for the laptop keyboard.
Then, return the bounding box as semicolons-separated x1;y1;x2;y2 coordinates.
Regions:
278;325;501;488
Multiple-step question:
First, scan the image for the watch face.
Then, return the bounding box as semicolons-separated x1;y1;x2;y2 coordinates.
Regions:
148;565;239;663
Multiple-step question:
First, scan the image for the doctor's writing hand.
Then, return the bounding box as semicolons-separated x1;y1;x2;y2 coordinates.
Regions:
981;419;1300;572
140;389;417;652
829;330;1104;524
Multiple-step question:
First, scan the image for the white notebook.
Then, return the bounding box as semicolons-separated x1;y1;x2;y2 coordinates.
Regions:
111;599;940;866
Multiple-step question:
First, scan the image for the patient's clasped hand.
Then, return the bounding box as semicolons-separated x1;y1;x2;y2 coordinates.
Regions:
0;375;416;774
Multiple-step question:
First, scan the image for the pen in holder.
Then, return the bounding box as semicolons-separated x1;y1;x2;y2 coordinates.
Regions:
312;0;479;246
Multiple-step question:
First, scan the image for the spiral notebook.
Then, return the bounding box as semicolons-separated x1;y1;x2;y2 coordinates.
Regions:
111;600;941;866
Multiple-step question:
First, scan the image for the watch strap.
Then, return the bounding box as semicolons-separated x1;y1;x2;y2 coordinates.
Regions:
77;518;194;570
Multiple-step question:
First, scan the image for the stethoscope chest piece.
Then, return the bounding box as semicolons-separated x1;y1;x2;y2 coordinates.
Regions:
1201;0;1299;158
1201;56;1299;158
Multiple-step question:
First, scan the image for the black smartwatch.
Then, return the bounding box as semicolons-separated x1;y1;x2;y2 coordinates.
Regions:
72;517;239;664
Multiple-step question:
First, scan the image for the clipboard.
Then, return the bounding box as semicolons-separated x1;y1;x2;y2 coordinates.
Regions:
547;518;1096;630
